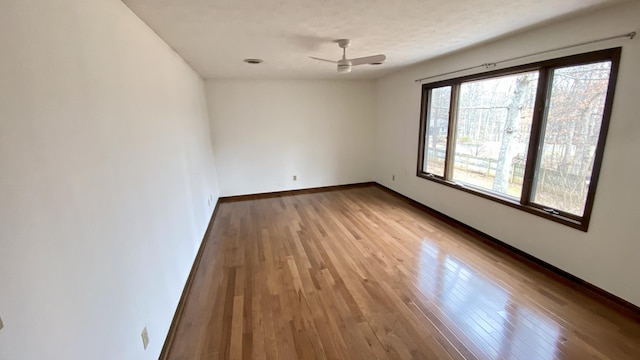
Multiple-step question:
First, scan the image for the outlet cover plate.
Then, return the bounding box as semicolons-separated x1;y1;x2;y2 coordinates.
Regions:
141;326;149;350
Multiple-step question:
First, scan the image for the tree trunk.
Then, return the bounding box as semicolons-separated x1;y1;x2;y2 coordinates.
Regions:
493;75;530;194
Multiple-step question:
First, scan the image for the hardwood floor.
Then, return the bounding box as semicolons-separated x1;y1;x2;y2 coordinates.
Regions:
165;185;640;360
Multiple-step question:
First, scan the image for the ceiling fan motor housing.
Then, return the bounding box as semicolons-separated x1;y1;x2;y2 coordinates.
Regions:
309;39;385;74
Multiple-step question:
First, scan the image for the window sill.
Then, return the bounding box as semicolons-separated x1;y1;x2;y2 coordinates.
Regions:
416;172;587;231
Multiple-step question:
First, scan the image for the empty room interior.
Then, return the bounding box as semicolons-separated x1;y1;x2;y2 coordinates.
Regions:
2;0;640;359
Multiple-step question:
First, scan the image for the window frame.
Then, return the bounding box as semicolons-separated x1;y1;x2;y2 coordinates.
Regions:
416;48;621;231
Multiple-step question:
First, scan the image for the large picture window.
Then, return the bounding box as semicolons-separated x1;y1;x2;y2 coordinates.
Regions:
417;48;621;231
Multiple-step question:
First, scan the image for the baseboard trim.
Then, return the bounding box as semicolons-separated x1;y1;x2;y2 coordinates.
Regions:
159;199;222;360
373;183;640;322
219;182;376;202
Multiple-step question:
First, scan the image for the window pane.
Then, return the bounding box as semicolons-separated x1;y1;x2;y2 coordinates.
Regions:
452;71;539;198
533;62;612;216
423;86;451;176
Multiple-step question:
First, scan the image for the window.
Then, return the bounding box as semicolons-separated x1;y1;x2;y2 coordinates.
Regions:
423;86;451;176
417;48;621;231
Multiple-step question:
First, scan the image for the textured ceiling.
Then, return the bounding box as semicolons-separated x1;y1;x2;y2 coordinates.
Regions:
122;0;622;80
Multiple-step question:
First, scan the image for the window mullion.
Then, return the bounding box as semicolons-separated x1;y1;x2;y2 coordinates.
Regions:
521;68;549;205
444;84;460;180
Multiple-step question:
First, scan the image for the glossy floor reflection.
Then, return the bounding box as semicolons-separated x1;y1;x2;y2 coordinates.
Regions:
417;241;561;359
166;185;640;360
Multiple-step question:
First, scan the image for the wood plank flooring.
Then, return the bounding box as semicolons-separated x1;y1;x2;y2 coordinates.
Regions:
165;185;640;360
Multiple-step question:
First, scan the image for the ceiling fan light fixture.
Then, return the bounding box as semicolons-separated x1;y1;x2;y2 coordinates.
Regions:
337;59;352;73
337;64;352;73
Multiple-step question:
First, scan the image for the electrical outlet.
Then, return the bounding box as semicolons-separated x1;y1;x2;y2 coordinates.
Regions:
392;174;395;181
141;326;149;350
0;315;4;331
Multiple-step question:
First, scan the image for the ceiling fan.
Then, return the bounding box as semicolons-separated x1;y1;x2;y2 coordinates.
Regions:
310;39;386;73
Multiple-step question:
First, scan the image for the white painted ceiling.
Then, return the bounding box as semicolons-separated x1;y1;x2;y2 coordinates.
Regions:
122;0;623;79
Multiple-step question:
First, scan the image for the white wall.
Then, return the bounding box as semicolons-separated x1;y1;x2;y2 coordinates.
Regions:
374;1;640;307
0;0;219;359
206;80;376;196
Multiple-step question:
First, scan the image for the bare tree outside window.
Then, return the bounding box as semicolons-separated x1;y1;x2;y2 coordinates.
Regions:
452;72;538;198
424;86;451;176
533;62;612;215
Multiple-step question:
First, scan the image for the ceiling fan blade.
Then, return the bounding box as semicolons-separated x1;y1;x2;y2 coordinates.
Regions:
349;54;386;66
309;56;338;63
